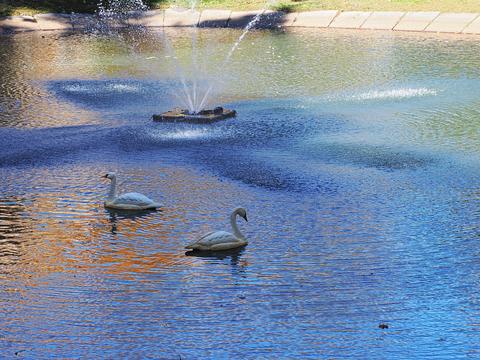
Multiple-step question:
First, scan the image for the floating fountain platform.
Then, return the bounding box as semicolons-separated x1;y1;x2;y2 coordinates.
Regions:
152;107;236;124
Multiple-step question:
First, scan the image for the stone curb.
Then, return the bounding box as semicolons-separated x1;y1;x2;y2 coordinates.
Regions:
424;12;478;33
361;11;404;30
394;12;440;32
1;10;480;35
330;11;372;29
290;10;338;28
198;9;231;28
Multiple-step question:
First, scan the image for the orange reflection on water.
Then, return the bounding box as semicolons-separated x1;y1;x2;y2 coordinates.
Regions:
97;247;187;279
0;188;189;282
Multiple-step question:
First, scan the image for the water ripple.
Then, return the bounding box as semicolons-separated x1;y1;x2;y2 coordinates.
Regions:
0;28;479;359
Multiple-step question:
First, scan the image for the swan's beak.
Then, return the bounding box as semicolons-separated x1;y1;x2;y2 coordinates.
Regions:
102;174;108;179
243;214;248;222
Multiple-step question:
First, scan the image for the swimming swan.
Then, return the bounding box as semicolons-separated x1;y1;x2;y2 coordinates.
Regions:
185;207;248;251
103;172;161;210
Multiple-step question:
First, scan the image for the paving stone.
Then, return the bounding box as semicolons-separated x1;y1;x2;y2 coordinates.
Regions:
164;8;200;27
278;12;298;27
0;16;39;32
394;12;439;31
361;11;404;30
128;10;163;27
330;11;372;29
1;8;480;36
70;14;97;30
198;9;231;27
291;10;338;28
425;12;478;33
257;11;288;28
462;14;480;34
227;10;263;28
36;13;72;31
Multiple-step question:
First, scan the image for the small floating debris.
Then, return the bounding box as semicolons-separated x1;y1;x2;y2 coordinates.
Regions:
153;107;236;124
378;323;389;329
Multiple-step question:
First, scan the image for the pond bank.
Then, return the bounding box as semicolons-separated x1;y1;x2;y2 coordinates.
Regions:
1;9;480;35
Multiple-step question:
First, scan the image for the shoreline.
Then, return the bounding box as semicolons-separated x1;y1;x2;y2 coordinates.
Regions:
1;9;479;35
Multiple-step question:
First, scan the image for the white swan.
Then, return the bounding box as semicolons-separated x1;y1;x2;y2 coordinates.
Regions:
185;207;249;251
103;172;161;210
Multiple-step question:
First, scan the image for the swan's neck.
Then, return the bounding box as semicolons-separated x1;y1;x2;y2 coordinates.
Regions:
108;177;117;201
230;211;245;239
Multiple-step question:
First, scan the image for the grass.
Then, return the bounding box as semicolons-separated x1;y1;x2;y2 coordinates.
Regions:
0;5;45;17
0;0;95;17
2;0;480;17
0;0;163;17
162;0;480;12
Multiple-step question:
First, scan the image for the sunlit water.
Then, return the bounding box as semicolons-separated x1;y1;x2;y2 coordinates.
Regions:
0;28;479;359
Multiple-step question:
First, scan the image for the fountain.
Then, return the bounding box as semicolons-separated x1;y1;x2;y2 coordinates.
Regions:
152;106;236;123
152;3;272;123
91;0;272;123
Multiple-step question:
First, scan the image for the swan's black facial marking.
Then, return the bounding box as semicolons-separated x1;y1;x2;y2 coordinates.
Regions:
238;208;248;222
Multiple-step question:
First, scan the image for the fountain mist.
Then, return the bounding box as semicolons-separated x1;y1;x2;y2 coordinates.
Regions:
90;0;276;115
163;0;275;114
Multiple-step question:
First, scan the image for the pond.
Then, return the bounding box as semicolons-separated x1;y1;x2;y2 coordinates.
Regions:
0;27;479;358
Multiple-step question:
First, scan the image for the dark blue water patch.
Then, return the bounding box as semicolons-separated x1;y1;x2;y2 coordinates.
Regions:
0;122;205;168
0;91;440;195
46;79;176;113
298;141;436;171
0;122;215;168
235;109;346;146
189;145;339;194
143;104;349;149
0;113;433;194
0;125;117;167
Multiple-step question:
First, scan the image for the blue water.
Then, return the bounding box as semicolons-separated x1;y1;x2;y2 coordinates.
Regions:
0;28;479;359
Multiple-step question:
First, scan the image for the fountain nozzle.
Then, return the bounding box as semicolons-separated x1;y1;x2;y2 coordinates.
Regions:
153;107;236;124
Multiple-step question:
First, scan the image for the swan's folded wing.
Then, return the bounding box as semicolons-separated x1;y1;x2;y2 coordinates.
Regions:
185;231;238;249
200;231;238;245
185;231;214;249
114;192;153;206
197;231;216;242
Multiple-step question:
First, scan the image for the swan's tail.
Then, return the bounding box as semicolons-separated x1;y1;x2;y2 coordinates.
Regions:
184;242;198;250
147;203;162;210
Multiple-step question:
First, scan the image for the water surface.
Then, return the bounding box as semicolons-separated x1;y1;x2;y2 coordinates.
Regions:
0;28;479;359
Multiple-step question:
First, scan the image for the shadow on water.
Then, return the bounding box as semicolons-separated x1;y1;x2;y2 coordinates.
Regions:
185;247;246;266
48;79;173;112
300;141;436;171
0;125;115;167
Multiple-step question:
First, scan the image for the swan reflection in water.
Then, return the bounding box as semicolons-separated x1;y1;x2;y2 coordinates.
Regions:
185;247;248;275
106;208;160;235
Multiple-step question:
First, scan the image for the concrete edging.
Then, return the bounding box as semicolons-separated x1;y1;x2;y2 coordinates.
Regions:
1;9;480;35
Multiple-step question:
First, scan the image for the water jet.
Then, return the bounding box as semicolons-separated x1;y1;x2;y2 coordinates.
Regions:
152;5;268;124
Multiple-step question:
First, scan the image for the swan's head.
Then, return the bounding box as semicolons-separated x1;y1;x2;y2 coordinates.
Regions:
102;172;116;180
235;207;248;222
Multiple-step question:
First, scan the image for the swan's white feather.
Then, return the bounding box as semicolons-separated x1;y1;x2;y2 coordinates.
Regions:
198;231;239;245
186;231;246;250
104;173;160;210
185;208;248;251
112;192;154;206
